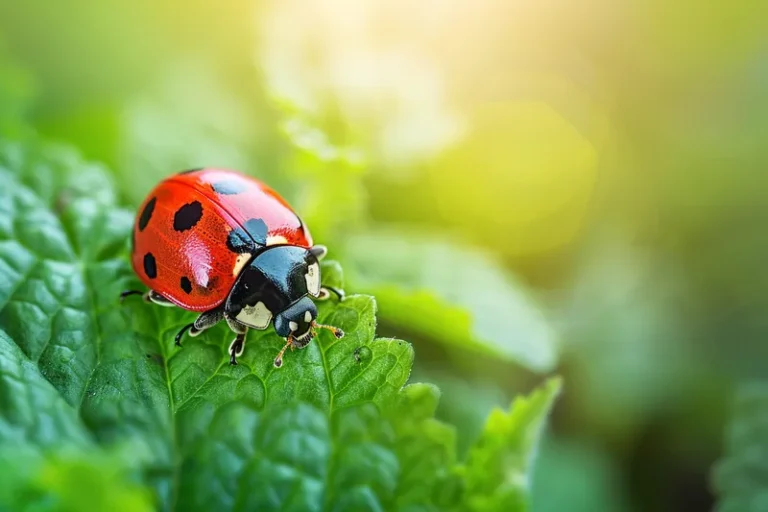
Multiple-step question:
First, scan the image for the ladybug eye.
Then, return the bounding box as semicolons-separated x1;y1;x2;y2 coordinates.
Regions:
304;311;312;323
289;321;299;332
305;262;321;297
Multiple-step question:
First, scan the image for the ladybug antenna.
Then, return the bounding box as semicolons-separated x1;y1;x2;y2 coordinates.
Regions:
273;337;293;368
312;321;345;339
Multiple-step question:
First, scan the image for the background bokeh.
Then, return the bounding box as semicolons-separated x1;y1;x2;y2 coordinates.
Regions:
1;1;766;510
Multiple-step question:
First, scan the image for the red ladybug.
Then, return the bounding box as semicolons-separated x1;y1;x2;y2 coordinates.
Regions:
121;168;344;367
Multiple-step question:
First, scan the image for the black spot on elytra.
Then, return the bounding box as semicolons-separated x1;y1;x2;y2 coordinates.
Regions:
178;168;204;175
226;218;268;253
173;201;203;232
244;218;268;244
227;229;252;253
180;276;192;294
211;179;246;195
144;253;157;278
138;197;156;231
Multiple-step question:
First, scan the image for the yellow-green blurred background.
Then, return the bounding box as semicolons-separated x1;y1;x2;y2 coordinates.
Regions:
1;1;766;510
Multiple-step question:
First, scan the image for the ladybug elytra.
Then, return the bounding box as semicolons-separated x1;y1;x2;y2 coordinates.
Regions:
122;168;344;367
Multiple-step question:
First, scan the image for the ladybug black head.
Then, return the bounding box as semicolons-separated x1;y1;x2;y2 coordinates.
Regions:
273;296;317;346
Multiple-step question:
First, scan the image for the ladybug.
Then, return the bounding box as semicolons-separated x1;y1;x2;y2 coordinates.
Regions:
121;168;344;367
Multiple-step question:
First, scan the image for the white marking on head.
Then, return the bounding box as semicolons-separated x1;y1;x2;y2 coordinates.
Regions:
305;262;321;297
289;321;299;332
266;235;288;246
304;311;312;323
232;253;252;277
235;301;272;330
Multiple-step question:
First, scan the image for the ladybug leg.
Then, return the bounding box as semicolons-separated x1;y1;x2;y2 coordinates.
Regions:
147;290;175;307
175;323;195;347
273;336;294;368
195;309;225;331
312;322;345;339
309;245;328;260
228;332;247;365
317;286;345;302
175;309;225;347
120;289;174;306
119;290;144;303
225;318;248;365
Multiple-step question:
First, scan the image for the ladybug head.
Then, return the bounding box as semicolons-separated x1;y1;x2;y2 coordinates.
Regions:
273;296;317;345
272;294;344;353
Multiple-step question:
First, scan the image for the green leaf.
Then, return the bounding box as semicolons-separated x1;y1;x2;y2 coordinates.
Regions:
173;393;455;512
0;330;92;448
339;229;558;372
412;368;510;457
461;377;562;512
713;382;768;512
0;138;407;504
170;379;561;512
0;137;561;511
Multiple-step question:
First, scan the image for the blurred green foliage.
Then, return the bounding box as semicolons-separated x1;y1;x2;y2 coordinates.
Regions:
0;0;766;509
340;229;556;371
714;383;768;512
0;447;153;512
